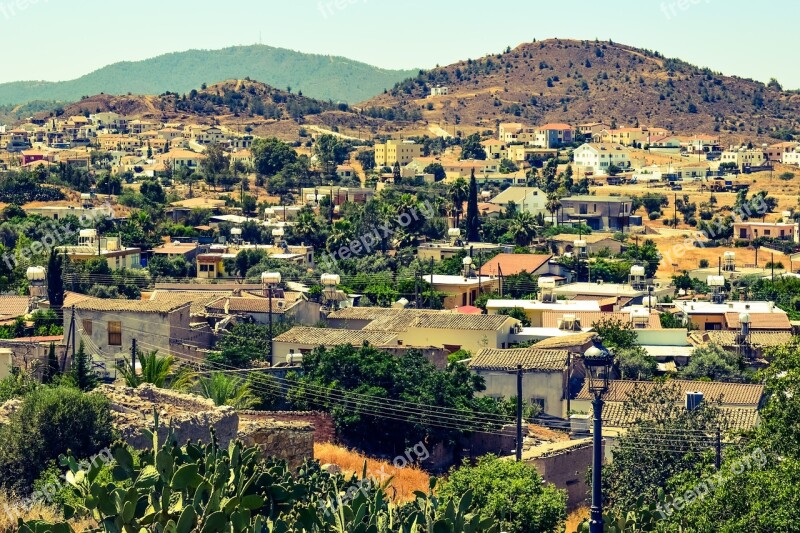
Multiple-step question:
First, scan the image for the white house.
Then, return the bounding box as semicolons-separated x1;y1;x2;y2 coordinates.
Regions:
719;147;767;170
573;143;631;176
488;186;547;215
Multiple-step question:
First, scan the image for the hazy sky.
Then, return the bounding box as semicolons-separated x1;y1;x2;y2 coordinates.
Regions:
1;0;797;88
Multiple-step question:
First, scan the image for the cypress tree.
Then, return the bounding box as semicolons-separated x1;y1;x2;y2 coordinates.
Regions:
466;169;481;241
70;341;97;391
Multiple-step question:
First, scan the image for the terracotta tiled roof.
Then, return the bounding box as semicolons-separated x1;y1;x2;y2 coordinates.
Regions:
541;311;661;330
601;402;759;431
551;233;620;244
273;327;397;346
469;348;570;372
576;380;764;407
412;313;514;331
149;291;232;316
725;312;791;331
205;295;301;315
691;330;793;348
534;332;598;350
0;296;30;319
481;254;552;277
74;296;189;314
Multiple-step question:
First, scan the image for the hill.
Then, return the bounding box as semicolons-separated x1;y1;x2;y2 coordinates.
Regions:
0;45;417;106
361;39;800;139
46;80;393;142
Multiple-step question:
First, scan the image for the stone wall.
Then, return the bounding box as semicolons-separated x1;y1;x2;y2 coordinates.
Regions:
526;438;596;510
96;384;239;450
239;420;314;470
241;411;336;443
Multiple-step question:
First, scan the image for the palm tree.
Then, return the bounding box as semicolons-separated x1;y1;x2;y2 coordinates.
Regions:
508;212;538;246
327;220;353;253
449;177;469;227
546;195;562;227
119;350;195;391
195;373;258;410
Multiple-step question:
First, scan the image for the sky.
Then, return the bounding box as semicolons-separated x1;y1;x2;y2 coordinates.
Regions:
0;0;798;88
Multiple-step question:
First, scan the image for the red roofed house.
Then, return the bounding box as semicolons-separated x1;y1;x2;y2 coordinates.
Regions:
481;253;554;277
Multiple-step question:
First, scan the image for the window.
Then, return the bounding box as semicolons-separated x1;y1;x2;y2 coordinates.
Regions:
108;321;122;346
530;397;546;411
82;319;92;335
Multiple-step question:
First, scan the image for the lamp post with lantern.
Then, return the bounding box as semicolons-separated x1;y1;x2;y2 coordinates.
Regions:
584;344;613;533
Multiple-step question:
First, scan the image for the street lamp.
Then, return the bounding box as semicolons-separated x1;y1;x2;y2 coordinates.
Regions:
584;344;613;533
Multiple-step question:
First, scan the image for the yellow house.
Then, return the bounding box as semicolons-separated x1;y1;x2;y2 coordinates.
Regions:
196;253;230;279
374;140;422;167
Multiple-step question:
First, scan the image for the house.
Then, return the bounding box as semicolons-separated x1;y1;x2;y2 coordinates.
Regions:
572;380;764;433
559;195;632;231
90;112;126;130
672;300;791;332
23;205;114;222
782;147;800;166
720;147;767;170
550;234;624;256
152;241;200;261
498;123;525;143
536;123;573;148
480;253;555;278
553;282;649;303
336;165;355;180
766;141;799;162
689;330;793;359
481;139;507;160
505;145;558;164
323;308;522;354
374;140;422;167
204;293;321;326
155;149;207;170
417;241;511;262
300;186;375;205
577;122;610;137
572;143;631;176
733;221;798;242
57;230;141;271
70;296;214;372
597;127;649;147
468;348;582;417
430;86;449;96
686;134;721;154
486;299;601;328
271;327;398;365
427;274;500;309
539;309;662;330
0;295;32;325
488;187;547;215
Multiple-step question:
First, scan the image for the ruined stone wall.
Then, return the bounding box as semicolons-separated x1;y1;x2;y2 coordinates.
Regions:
239;420;314;470
96;384;239;450
241;411;336;443
528;440;595;510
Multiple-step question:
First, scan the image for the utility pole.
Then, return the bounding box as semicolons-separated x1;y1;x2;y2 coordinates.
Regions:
498;264;504;298
131;338;137;377
71;305;76;364
62;305;75;372
516;364;523;463
268;284;274;361
430;258;434;310
673;192;678;228
715;426;721;470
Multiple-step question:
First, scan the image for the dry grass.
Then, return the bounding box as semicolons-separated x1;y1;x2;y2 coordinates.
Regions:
565;506;590;532
314;443;431;503
0;493;96;532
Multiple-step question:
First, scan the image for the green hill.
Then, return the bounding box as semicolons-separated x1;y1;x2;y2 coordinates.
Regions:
0;45;417;106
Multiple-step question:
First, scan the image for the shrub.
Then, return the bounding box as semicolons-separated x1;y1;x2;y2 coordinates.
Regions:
438;454;566;533
648;210;662;220
0;385;115;494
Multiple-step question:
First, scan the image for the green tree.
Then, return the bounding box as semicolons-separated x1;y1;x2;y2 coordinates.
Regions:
465;171;481;241
314;134;349;165
508;212;538;246
460;133;487;160
616;346;657;380
682;344;746;382
42;342;59;384
70;341;97;392
46;249;64;319
592;317;639;350
449;177;469;227
251;136;297;176
0;385;114;494
603;382;723;510
423;163;446;181
355;149;375;171
497;307;530;327
438;455;566;533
